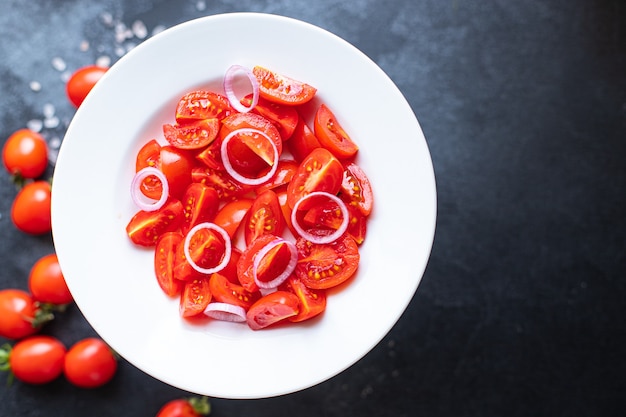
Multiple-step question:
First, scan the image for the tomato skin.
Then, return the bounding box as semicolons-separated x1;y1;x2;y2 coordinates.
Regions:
281;275;326;322
191;166;253;201
286;147;344;209
156;397;211;417
135;139;163;199
340;162;374;216
255;159;298;195
9;336;66;384
246;290;300;330
236;234;278;293
212;198;253;238
160;146;197;200
163;118;220;150
2;129;48;179
11;180;52;235
287;116;321;163
209;272;260;310
126;199;184;247
0;289;41;339
28;254;73;305
175;90;233;124
66;65;108;107
252;66;317;106
244;189;284;246
154;232;184;297
64;338;117;388
181;182;220;235
241;94;299;140
314;104;359;159
179;277;212;318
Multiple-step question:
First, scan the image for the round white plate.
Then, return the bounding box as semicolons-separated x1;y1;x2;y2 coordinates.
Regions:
51;12;436;399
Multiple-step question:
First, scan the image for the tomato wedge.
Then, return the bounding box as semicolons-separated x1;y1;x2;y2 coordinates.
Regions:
286;147;344;208
295;234;360;289
281;275;326;322
175;90;233;124
241;94;299;140
191;166;253;201
179;277;212;318
237;234;288;292
163;118;220;150
287;116;321;163
252;66;317;106
209;272;260;310
212;198;253;238
244;189;284;246
135;139;162;200
154;232;184;296
173;227;227;282
314;104;359;159
180;182;220;235
126;199;184;247
255;159;298;194
339;162;373;216
160;146;197;199
246;290;300;330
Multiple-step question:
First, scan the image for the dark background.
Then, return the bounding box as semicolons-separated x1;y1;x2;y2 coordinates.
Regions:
1;0;625;416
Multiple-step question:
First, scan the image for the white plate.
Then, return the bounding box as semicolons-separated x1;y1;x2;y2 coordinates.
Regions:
51;12;436;399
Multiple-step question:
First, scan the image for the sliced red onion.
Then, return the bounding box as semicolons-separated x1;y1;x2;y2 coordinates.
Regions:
220;128;279;186
130;166;168;212
291;191;350;244
204;302;247;322
253;238;298;289
183;222;232;275
223;64;259;113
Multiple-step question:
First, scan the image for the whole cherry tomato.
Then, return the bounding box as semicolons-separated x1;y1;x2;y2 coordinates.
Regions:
0;336;66;384
156;396;211;417
2;129;48;179
28;253;73;305
66;65;108;107
64;338;117;388
0;289;50;340
11;180;52;235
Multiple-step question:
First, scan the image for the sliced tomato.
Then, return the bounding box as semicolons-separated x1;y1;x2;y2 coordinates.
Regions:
173;227;227;282
246;290;300;330
212;198;253;238
241;94;299;140
281;275;326;322
255;159;298;194
195;138;223;171
135;139;162;200
295;234;360;289
287;116;321;162
181;182;220;235
286;147;344;208
163;119;220;150
191;166;253;201
218;247;242;283
339;162;373;216
236;234;279;292
301;199;367;244
252;66;317;106
126;199;184;247
244;189;284;246
209;272;260;310
175;90;233;124
314;104;359;159
179;277;212;318
346;207;367;245
160;145;197;199
154;232;184;296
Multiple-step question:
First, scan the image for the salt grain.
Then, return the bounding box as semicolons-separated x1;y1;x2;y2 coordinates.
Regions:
44;117;60;129
27;119;43;132
29;81;42;92
51;57;67;72
80;40;90;51
49;136;62;149
196;0;206;11
100;12;114;27
132;20;148;39
114;46;126;57
96;55;111;67
43;103;55;119
152;25;167;36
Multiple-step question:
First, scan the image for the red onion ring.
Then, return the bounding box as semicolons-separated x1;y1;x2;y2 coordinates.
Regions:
220;128;279;186
183;222;232;275
252;238;298;289
204;302;246;322
291;191;350;244
223;64;259;113
130;166;169;212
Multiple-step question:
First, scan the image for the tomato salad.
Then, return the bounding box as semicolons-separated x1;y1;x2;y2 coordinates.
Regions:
125;65;374;330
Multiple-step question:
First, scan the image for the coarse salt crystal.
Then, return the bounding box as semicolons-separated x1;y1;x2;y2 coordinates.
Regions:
29;81;42;92
43;103;55;118
51;57;67;72
132;20;148;39
44;117;60;129
27;119;43;132
96;55;111;67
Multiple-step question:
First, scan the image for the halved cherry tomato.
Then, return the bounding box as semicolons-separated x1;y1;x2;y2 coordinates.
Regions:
241;94;299;140
0;289;47;340
195;139;222;171
11;180;52;235
179;277;212;318
237;235;293;292
191;166;252;201
340;162;373;216
135;139;162;200
181;183;220;235
301;199;367;244
314;104;359;159
212;198;253;238
163;119;220;150
246;290;300;330
295;234;360;289
173;227;227;282
64;338;117;388
154;232;184;297
244;189;284;246
175;90;233;124
126;199;184;247
28;253;73;305
66;65;108;107
5;336;66;384
286;147;344;208
281;275;326;322
160;146;197;199
2;129;48;180
218;247;242;283
287;116;321;162
209;272;260;310
252;66;317;106
255;159;298;194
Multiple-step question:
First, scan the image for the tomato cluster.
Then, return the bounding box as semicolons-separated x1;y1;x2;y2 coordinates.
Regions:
126;66;374;330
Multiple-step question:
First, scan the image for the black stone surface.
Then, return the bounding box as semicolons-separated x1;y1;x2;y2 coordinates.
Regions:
1;0;625;416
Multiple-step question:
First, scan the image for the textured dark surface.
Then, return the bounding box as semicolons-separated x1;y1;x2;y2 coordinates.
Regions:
1;0;625;416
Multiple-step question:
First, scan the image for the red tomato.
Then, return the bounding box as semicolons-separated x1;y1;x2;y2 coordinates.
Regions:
163;119;220;150
241;94;299;140
218;247;242;284
294;234;360;289
191;166;252;201
209;272;260;310
135;139;162;200
66;65;108;107
252;66;317;106
212;198;253;238
175;90;233;124
6;336;66;384
180;182;220;235
314;104;359;159
340;162;374;216
236;234;292;293
28;253;73;305
156;397;211;417
160;146;197;199
64;338;117;388
2;129;48;179
255;159;298;194
126;199;184;247
173;228;226;282
281;275;327;322
287;116;321;162
11;180;52;235
299;199;367;245
246;290;300;330
286;147;344;209
244;189;284;246
154;232;184;297
0;289;47;339
179;277;212;318
195;138;222;171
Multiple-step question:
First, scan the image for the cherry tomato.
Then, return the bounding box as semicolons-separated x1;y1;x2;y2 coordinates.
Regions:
156;396;211;417
255;159;298;194
175;90;233;124
64;338;117;388
135;139;163;200
154;232;184;297
246;290;300;330
126;199;184;247
209;273;259;310
241;94;299;140
2;129;48;179
237;234;292;293
295;234;360;289
252;66;317;106
195;139;222;171
191;166;252;201
314;104;359;159
212;198;253;238
11;180;52;235
5;336;66;384
340;162;374;216
180;182;220;235
244;189;284;246
160;146;197;200
28;253;73;305
163;119;220;150
281;275;326;322
0;289;43;339
287;116;321;163
286;147;344;208
66;65;108;107
173;227;226;282
179;277;212;318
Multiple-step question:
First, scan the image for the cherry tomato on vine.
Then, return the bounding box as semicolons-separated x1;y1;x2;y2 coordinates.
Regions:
64;338;117;388
252;66;317;106
1;336;66;384
0;289;47;339
28;253;73;305
246;290;300;330
11;180;52;235
156;396;211;417
2;129;48;179
66;65;108;107
314;104;359;159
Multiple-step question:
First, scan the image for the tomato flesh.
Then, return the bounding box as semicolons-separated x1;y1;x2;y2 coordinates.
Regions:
286;147;344;208
287;116;321;163
340;162;374;216
181;182;220;235
295;234;360;289
154;232;184;297
126;199;184;247
246;290;300;330
180;277;212;318
244;189;284;246
175;90;233;124
314;104;359;159
252;66;317;106
241;94;299;140
281;275;327;322
209;273;260;310
163;118;220;150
